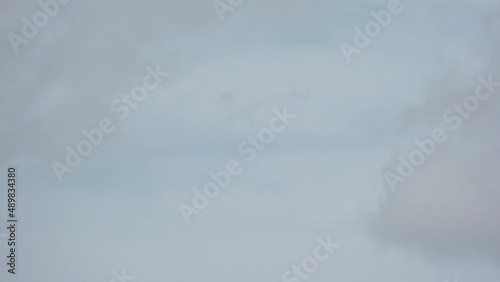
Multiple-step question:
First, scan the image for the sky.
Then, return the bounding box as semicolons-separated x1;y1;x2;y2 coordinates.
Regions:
1;0;500;281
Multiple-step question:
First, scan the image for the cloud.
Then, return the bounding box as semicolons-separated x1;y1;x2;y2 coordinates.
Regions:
375;2;500;262
2;0;500;281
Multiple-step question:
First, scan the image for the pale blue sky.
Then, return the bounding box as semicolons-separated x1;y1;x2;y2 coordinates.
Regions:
1;0;500;281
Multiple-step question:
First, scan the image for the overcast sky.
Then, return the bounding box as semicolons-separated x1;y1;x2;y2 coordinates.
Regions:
1;0;500;281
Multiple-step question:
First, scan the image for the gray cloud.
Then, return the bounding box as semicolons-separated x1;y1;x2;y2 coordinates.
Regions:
375;3;500;262
1;0;500;281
